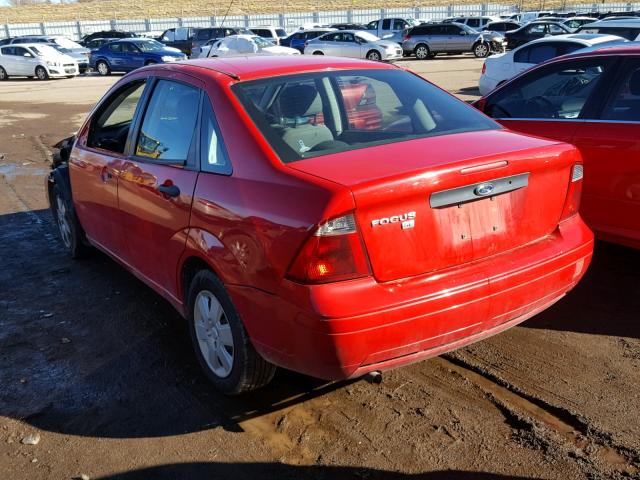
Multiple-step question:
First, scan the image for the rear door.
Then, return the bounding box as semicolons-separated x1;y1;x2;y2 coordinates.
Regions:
428;25;447;51
117;73;202;292
0;47;16;75
483;57;614;143
106;42;124;68
571;58;640;243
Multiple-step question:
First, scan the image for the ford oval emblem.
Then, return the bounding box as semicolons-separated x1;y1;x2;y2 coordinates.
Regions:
474;183;495;196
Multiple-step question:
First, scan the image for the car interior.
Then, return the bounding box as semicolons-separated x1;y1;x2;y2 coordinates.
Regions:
602;67;640;121
233;70;497;162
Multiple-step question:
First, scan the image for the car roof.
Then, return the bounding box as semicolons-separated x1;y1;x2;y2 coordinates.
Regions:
523;33;626;44
182;55;395;81
550;43;640;59
581;18;640;27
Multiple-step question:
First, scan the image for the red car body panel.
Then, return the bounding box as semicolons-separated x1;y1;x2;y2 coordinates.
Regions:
475;47;640;249
67;56;594;380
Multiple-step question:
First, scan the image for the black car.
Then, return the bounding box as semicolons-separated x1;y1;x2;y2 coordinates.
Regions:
504;21;572;49
482;21;521;33
80;30;137;46
328;23;366;30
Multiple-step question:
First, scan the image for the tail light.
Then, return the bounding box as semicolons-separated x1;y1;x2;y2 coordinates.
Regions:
481;62;486;74
559;164;583;222
287;213;371;284
403;34;411;41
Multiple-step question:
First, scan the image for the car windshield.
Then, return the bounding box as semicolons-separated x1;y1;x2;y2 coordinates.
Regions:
134;40;165;51
232;69;498;163
29;45;60;57
252;36;273;48
355;31;380;42
54;37;83;49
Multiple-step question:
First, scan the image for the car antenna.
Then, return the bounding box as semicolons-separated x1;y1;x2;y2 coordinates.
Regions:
218;0;236;29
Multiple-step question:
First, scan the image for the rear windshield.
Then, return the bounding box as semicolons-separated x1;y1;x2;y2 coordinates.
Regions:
232;69;498;163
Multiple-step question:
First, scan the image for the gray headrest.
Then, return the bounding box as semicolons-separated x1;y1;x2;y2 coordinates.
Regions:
280;84;323;118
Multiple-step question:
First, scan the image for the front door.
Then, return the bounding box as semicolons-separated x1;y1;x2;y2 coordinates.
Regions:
70;78;149;254
339;32;361;58
121;42;145;70
444;24;468;52
12;46;36;75
117;74;202;293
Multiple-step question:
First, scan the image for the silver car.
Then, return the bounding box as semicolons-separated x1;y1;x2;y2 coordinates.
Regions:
304;30;403;61
402;22;506;59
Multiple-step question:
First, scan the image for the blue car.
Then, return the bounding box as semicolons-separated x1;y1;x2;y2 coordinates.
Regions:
90;38;186;75
280;29;335;53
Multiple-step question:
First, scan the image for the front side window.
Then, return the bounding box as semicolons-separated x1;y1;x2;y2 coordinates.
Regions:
366;20;378;30
135;80;200;162
87;80;147;154
232;69;498;163
485;59;610;120
601;64;640;122
161;30;176;42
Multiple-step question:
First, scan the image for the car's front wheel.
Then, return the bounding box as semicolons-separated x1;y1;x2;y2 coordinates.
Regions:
187;270;276;395
35;66;49;81
473;42;490;58
414;44;432;60
366;50;382;61
0;66;7;81
51;183;90;258
96;60;111;76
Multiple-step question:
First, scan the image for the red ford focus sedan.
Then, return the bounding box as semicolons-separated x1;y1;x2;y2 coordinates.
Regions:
48;56;593;394
474;45;640;249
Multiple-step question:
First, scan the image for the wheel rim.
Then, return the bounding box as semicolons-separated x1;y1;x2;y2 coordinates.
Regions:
98;62;108;75
56;196;72;249
36;68;46;80
194;290;234;378
368;51;381;61
416;46;428;59
476;44;489;57
0;68;5;80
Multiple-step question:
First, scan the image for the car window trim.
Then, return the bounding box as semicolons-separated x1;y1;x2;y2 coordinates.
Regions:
485;56;618;121
126;76;203;169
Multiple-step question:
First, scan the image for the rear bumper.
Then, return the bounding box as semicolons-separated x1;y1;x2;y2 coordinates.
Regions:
229;215;593;380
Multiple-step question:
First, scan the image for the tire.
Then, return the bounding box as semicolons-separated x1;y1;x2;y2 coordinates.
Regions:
366;50;382;61
414;44;431;60
145;60;157;66
312;51;324;55
187;270;276;395
96;60;111;76
0;66;7;81
35;66;49;81
473;42;490;58
50;183;90;259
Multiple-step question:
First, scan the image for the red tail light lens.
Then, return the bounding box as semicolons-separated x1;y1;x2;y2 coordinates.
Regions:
560;164;583;222
287;213;371;284
403;34;411;40
482;62;486;74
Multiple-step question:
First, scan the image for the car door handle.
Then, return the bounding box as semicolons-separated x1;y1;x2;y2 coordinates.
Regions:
157;183;180;197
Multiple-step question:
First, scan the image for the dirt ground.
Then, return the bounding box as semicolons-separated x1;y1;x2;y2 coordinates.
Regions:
1;57;639;480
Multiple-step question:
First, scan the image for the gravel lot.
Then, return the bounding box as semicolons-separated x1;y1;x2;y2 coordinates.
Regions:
1;56;639;480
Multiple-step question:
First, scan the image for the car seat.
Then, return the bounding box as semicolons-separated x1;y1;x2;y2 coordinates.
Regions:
279;84;333;153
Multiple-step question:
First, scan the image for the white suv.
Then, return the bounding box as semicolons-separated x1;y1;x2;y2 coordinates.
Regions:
0;43;78;80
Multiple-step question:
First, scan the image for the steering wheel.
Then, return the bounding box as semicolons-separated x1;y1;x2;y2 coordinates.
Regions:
526;96;557;119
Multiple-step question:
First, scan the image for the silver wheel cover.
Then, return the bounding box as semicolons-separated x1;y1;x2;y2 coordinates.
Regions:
56;196;72;249
98;62;108;75
194;290;234;378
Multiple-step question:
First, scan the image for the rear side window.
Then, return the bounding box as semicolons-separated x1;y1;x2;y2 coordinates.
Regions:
135;80;200;162
108;43;122;52
232;69;498;163
200;97;231;174
485;59;610;120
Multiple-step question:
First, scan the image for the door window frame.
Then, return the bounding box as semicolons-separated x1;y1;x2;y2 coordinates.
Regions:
199;93;232;175
591;56;640;124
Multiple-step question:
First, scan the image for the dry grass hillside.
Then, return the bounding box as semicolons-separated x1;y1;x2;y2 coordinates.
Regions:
0;0;607;24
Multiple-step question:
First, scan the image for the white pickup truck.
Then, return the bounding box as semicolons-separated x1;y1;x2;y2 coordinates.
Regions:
365;18;417;41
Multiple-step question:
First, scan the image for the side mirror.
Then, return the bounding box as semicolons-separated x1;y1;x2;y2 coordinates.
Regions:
459;31;467;35
23;53;33;57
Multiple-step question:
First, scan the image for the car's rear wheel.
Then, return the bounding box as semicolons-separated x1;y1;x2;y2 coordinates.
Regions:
0;66;7;81
187;270;276;395
473;42;490;58
51;184;90;259
96;60;110;76
35;66;49;81
312;51;324;55
414;44;431;60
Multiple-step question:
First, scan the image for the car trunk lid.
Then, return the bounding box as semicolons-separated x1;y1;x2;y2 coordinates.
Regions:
289;130;578;282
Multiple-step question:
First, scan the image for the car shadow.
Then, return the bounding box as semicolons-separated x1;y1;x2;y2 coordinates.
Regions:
523;240;640;340
95;463;540;480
